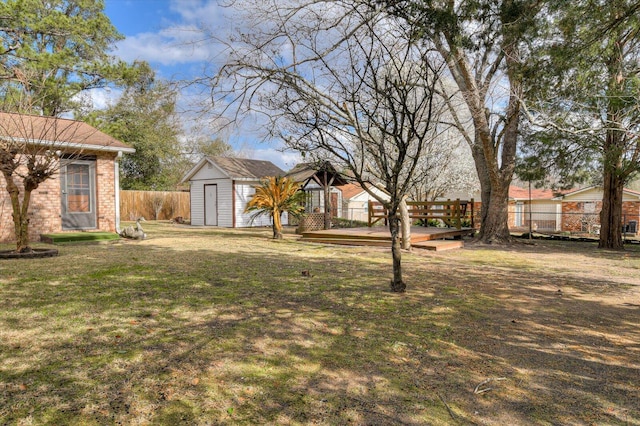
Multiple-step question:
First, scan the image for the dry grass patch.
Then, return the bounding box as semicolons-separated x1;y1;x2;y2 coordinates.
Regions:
0;222;638;425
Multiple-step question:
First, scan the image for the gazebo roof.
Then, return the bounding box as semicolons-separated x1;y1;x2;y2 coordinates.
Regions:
286;161;349;188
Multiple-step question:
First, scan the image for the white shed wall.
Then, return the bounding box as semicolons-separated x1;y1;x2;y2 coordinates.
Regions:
189;178;233;227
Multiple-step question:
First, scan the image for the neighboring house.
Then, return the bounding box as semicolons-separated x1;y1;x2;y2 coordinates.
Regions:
442;186;562;231
286;161;348;217
560;186;640;234
339;182;389;222
0;113;134;243
181;156;286;227
458;184;640;235
508;186;563;231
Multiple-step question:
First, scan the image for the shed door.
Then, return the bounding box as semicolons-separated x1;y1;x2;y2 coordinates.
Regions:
61;161;97;230
204;184;218;226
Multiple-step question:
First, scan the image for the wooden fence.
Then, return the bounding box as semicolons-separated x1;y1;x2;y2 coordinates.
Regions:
368;199;474;229
120;190;190;221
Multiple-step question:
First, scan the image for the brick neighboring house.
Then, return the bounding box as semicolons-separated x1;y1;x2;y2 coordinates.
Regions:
0;113;134;243
560;186;640;234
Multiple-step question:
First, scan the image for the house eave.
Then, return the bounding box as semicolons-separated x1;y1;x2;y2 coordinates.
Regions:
3;136;135;154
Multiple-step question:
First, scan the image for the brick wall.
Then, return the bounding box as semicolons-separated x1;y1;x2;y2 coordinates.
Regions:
562;200;640;233
96;155;116;233
0;151;119;243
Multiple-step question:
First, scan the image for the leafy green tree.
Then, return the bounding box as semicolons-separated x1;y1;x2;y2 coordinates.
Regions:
522;0;640;249
185;135;234;161
83;62;187;190
245;176;306;239
0;0;129;115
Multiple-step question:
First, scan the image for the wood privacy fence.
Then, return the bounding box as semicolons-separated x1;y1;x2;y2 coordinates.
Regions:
120;190;190;221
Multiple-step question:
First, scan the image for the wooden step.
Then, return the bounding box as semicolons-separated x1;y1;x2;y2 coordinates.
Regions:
412;240;464;251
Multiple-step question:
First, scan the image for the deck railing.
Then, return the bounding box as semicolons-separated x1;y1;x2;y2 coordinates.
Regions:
368;199;475;229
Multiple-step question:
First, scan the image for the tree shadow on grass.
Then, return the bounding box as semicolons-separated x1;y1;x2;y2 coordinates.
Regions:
0;234;638;425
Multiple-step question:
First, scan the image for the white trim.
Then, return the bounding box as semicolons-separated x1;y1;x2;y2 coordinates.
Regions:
0;136;135;153
115;152;122;233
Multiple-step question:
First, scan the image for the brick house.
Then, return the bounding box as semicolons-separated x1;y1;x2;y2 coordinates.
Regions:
0;113;134;243
560;186;640;234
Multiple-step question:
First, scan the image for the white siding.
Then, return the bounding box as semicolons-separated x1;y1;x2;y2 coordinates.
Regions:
189;178;233;227
563;187;640;202
234;182;288;227
236;182;269;227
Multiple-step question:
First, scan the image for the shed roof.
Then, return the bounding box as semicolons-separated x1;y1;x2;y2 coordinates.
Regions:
181;156;285;183
0;112;134;153
211;156;285;179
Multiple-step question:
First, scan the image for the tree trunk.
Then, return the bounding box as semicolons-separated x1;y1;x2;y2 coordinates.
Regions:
388;214;406;293
400;196;411;250
272;209;283;239
471;142;492;237
599;168;624;249
479;182;512;244
2;172;32;253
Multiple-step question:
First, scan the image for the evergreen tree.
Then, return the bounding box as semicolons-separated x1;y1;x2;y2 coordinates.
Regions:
84;62;186;190
0;0;129;115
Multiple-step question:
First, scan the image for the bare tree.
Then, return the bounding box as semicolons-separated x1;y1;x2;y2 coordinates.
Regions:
379;0;546;243
206;1;449;292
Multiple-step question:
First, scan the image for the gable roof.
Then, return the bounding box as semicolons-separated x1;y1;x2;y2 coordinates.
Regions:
561;185;640;200
0;112;134;153
181;156;285;183
509;185;560;200
339;182;366;200
211;156;285;179
286;161;349;187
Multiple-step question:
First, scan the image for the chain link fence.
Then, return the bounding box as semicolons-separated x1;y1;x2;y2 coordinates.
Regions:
508;209;640;239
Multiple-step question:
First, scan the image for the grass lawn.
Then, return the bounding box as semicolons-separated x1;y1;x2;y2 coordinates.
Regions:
1;221;639;425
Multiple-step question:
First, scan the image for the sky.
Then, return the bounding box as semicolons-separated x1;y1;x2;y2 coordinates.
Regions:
102;0;302;171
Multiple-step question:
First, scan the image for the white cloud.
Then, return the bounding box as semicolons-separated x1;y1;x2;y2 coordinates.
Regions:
112;0;232;68
114;27;213;66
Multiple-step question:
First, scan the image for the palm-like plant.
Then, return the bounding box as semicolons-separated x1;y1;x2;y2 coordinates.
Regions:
245;176;306;239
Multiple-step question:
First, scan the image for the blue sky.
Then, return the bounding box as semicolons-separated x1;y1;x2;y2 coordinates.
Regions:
102;0;301;170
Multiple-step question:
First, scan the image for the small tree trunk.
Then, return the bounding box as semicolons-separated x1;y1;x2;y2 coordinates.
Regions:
388;214;406;293
599;170;624;249
272;209;283;239
3;173;32;253
400;196;411;250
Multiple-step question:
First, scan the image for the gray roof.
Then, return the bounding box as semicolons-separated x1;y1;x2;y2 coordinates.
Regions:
210;156;285;179
286;161;349;187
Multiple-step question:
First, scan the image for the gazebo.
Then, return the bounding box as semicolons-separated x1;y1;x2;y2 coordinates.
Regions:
286;161;348;229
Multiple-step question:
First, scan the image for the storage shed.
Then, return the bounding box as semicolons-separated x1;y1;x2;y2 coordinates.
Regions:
181;157;286;227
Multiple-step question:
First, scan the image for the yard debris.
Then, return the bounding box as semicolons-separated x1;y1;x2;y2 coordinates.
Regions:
438;393;457;421
474;377;507;395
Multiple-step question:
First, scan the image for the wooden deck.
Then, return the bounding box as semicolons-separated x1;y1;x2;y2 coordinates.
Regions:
300;226;474;251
